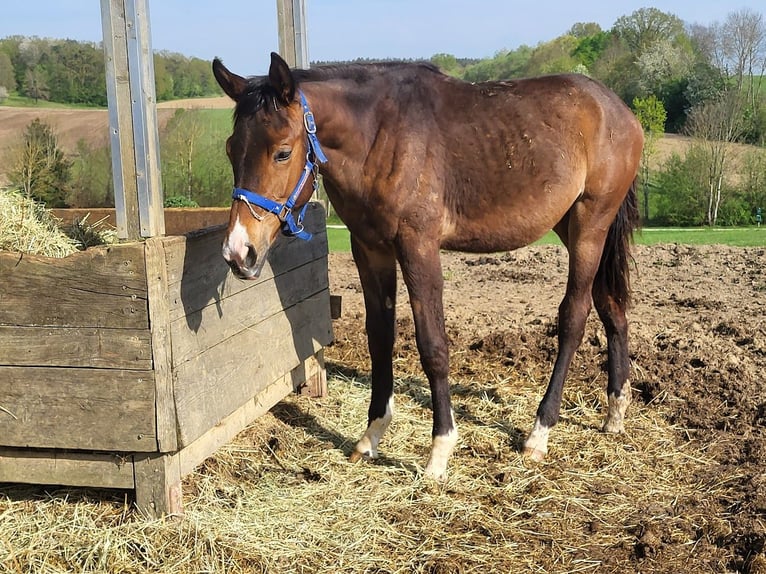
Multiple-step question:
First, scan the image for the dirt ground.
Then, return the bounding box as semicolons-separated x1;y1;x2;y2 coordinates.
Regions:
325;242;766;572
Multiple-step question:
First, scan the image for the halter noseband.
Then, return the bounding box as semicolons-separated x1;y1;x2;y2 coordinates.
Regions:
232;91;328;241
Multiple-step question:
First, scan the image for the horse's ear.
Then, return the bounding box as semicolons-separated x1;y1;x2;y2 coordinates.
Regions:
212;58;247;101
268;52;295;105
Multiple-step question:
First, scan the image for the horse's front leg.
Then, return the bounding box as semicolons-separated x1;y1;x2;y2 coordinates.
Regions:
397;238;457;480
349;236;398;462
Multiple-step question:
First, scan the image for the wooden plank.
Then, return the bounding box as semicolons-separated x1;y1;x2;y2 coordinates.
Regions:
173;292;333;446
163;203;328;322
175;351;323;478
145;238;178;452
0;325;152;369
0;367;157;452
0;244;148;329
0;447;135;489
133;453;183;518
170;257;329;367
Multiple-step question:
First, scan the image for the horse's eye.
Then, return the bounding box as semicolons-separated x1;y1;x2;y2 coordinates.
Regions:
274;149;292;163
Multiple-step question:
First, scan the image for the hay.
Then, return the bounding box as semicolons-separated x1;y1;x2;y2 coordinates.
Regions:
0;188;118;256
0;188;77;257
0;362;744;573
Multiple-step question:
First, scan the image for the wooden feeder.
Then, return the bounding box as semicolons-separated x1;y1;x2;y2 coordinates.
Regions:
0;0;331;517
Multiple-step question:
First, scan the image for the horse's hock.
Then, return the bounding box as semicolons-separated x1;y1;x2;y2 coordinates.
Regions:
0;204;332;517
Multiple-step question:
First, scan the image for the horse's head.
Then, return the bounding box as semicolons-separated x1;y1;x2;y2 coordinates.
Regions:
213;52;326;280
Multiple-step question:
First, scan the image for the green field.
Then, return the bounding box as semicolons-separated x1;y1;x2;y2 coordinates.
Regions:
0;94;103;109
326;225;766;252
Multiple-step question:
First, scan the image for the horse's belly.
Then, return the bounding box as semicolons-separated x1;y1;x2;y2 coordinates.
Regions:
439;207;561;253
440;222;546;253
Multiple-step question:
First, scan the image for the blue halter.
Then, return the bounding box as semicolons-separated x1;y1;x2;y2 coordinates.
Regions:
232;91;328;241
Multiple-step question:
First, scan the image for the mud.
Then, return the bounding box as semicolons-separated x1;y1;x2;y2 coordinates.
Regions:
326;243;766;572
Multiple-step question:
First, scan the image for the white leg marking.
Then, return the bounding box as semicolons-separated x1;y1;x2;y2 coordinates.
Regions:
603;380;632;434
424;410;458;480
523;418;551;461
353;397;394;459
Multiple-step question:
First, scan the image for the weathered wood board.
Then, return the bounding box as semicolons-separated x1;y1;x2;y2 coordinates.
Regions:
0;203;333;516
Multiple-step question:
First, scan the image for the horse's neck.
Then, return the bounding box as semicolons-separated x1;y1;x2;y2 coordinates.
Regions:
301;82;372;170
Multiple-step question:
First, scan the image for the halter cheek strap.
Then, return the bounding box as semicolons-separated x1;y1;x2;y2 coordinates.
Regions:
232;91;328;241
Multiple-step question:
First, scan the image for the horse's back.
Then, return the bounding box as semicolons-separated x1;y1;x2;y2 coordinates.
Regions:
413;72;641;252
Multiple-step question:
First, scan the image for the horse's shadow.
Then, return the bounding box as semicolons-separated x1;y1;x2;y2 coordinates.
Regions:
273;359;529;467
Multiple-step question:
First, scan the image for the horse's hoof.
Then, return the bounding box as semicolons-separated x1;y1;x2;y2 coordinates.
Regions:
423;464;448;482
602;419;626;434
348;450;366;463
521;447;547;462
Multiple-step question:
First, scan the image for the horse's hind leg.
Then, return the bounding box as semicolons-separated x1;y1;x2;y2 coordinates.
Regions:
349;237;398;462
592;283;632;433
522;223;605;461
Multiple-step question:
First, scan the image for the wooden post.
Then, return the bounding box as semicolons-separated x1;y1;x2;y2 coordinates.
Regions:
101;0;165;240
276;0;309;68
134;453;183;518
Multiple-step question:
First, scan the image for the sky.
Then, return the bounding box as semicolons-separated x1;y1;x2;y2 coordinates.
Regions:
0;1;757;76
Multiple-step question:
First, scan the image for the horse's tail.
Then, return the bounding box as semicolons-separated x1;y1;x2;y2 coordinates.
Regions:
597;177;641;307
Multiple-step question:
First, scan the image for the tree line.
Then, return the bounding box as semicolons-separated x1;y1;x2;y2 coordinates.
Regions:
0;36;220;106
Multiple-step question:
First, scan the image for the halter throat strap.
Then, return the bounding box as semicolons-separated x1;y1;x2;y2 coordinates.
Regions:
232;90;327;241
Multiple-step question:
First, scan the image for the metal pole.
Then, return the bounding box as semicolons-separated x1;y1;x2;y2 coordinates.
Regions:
100;0;165;239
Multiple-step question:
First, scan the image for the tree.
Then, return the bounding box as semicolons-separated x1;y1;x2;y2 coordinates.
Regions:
572;30;611;70
0;51;16;93
431;53;460;76
568;22;602;39
613;8;685;53
23;66;49;103
632;95;667;221
8;118;71;207
738;148;766;221
685;90;746;225
68;139;113;207
162;109;203;202
522;36;579;76
720;9;766;143
653;149;709;226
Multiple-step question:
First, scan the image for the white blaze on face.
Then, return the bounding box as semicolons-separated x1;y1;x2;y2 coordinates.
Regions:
424;410;458;480
222;215;250;264
354;396;394;459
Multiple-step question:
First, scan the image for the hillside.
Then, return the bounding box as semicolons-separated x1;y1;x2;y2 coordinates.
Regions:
0;98;231;185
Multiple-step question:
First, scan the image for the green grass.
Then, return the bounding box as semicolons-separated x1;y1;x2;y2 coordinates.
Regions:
534;226;766;247
325;224;766;252
0;93;105;109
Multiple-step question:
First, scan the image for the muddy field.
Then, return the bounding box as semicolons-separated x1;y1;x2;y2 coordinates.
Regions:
325;243;766;572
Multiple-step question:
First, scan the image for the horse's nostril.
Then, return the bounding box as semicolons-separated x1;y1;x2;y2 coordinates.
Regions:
245;245;257;269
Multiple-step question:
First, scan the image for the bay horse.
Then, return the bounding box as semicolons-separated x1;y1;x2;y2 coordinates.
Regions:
213;52;643;479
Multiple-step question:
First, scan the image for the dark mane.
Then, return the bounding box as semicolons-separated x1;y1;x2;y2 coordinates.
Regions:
234;61;442;122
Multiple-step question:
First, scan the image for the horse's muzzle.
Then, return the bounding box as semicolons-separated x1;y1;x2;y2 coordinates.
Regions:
224;244;261;280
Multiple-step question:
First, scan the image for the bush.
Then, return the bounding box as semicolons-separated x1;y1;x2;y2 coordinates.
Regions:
164;195;199;208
